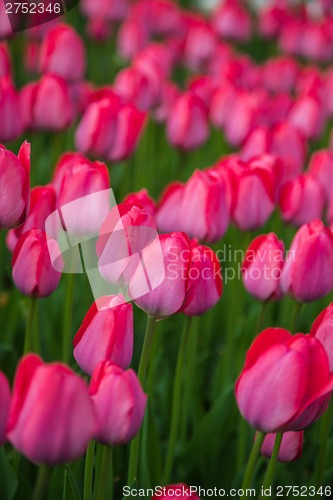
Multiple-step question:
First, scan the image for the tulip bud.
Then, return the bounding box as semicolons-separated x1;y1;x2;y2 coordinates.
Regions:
310;303;333;370
235;328;333;433
288;94;324;140
152;484;200;500
260;431;303;462
279;174;325;226
0;77;24;142
166;92;209;151
281;220;333;302
123;188;156;217
183;17;217;72
73;295;133;376
180;240;222;316
12;229;63;298
213;0;252;42
242;233;284;301
0;142;30;231
89;361;146;446
0;372;10;446
262;56;298;94
7;354;96;464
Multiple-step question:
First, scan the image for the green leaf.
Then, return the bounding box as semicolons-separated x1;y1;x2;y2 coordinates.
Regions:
121;479;138;500
65;465;82;500
0;448;18;500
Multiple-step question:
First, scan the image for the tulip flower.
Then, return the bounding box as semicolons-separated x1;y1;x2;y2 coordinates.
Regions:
20;74;74;131
308;149;333;200
89;361;146;446
261;56;298;94
279;174;325;226
39;23;86;81
117;18;149;60
213;0;252;42
7;354;96;464
166;92;209;151
81;0;129;23
235;328;333;433
0;42;11;77
180;240;222;316
260;431;303;462
156;169;230;243
152;484;200;499
0;77;23;142
281;220;333;302
287;94;324;140
123;188;156;216
12;229;63;298
183;17;217;72
242;233;284;301
6;184;56;252
0;371;10;446
0;142;30;231
310;303;333;370
73;295;133;375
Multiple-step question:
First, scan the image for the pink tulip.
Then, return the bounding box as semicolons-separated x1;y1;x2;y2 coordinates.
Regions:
24;40;40;76
281;220;333;302
210;83;237;130
308;149;333;200
180;240;222;316
7;354;96;464
258;2;289;39
132;232;191;319
310;304;333;371
279;174;325;226
39;24;86;81
152;484;200;499
242;233;284;301
123;189;156;217
261;56;298;94
12;229;63;298
117;18;149;60
288;94;324;140
20;74;74;131
81;0;129;23
6;184;56;252
183;17;217;72
113;65;161;112
146;0;182;37
0;372;10;446
0;77;24;142
153;81;180;123
89;361;146;446
0;43;11;77
166;92;209;151
260;431;303;462
236;328;333;432
73;295;133;375
157;168;229;242
213;0;252;42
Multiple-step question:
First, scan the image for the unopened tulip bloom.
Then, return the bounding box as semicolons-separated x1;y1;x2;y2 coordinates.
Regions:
117;18;149;60
281;220;333;302
39;24;86;81
73;295;133;375
310;303;333;370
152;484;200;499
242;233;284;301
288;94;324;140
89;361;146;446
0;77;24;142
180;240;222;316
20;74;74;131
279;174;325;226
236;328;333;432
308;149;333;200
123;188;156;217
0;142;30;231
7;354;96;464
156;169;230;242
213;0;252;42
12;229;63;298
166;92;209;151
262;56;298;94
260;431;303;462
183;17;217;72
6;184;56;252
0;371;10;445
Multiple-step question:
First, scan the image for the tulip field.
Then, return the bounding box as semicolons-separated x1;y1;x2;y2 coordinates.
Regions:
4;0;333;499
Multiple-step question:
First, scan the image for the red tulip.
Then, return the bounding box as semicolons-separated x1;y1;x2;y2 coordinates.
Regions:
310;303;333;371
0;42;11;78
0;77;23;142
73;295;133;375
6;184;56;252
89;361;146;446
0;142;30;231
123;188;156;217
156;169;229;243
180;240;222;316
0;371;10;446
281;220;333;302
166;92;209;151
39;24;86;81
260;431;303;462
235;328;333;432
279;174;325;226
152;484;200;500
242;233;284;301
12;229;63;298
7;354;96;464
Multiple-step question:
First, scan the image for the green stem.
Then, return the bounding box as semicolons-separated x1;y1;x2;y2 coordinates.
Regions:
242;432;265;491
256;301;268;334
96;446;113;500
32;465;51;500
84;441;96;500
259;433;283;497
62;272;76;363
127;315;156;485
315;400;333;489
290;301;303;333
163;316;192;484
24;298;37;354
